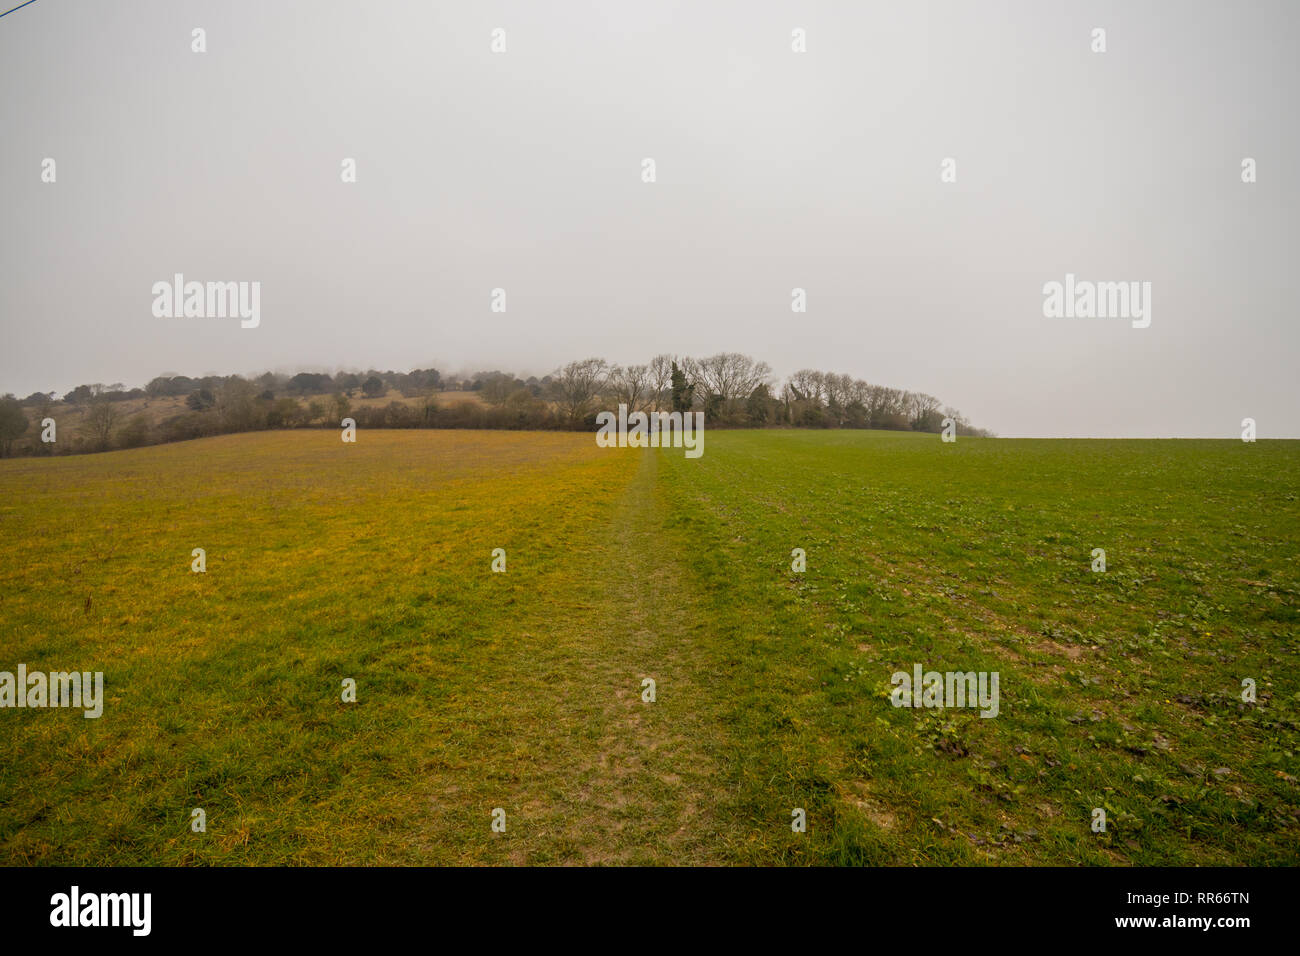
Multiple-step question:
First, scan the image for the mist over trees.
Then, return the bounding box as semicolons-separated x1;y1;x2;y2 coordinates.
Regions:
0;352;991;456
0;395;27;457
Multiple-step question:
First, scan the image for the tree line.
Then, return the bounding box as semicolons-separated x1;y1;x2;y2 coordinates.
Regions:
0;353;991;456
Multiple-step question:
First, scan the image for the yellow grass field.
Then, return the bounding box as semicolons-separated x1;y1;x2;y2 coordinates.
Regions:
1;429;1297;865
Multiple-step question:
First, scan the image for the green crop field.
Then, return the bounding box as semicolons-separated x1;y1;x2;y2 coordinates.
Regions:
0;429;1296;865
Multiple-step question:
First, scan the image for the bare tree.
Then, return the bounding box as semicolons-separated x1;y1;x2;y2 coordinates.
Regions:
689;353;773;410
679;356;703;402
788;369;824;406
647;354;675;410
609;364;651;413
822;373;851;411
905;391;942;431
866;384;904;426
81;396;119;450
846;378;872;409
942;406;968;433
478;372;520;406
551;358;610;424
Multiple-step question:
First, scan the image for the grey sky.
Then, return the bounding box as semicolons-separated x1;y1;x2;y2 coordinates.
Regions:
2;0;1296;437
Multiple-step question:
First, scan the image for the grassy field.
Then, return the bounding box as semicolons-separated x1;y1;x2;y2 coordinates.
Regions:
0;429;1296;865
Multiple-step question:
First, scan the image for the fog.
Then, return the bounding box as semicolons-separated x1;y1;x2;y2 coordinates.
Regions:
2;0;1296;436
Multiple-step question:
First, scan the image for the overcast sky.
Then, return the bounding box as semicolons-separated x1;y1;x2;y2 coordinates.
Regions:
2;0;1296;437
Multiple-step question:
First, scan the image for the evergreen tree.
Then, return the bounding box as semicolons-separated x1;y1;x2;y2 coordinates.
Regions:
670;362;694;413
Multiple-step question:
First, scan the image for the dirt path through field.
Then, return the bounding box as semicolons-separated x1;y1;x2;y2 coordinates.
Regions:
411;447;731;865
536;449;724;864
